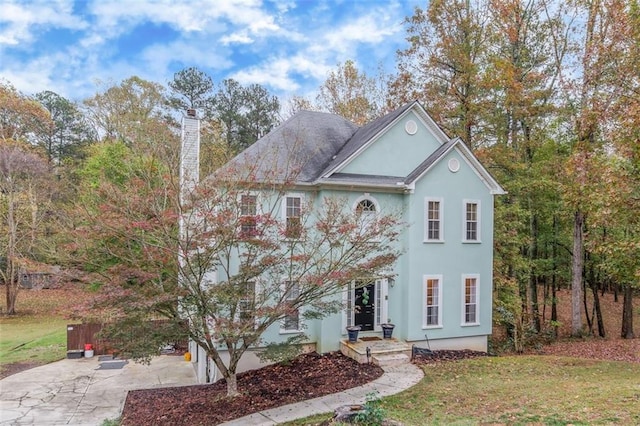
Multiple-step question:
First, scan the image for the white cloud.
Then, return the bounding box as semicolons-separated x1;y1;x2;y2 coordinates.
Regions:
231;54;332;93
85;0;281;42
220;31;253;45
321;13;400;54
0;0;86;46
0;0;419;103
140;39;234;78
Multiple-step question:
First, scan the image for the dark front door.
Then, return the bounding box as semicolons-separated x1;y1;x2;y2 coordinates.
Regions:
354;282;375;331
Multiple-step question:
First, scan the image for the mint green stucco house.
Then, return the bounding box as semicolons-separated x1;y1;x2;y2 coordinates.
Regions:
183;101;504;382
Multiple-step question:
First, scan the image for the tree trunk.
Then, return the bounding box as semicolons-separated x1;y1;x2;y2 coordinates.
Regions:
588;262;605;337
225;372;238;397
5;190;18;315
528;213;540;332
621;284;634;339
571;211;584;335
551;216;558;339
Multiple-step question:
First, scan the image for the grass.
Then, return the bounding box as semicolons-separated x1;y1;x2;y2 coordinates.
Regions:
0;316;69;367
284;355;640;425
0;285;92;375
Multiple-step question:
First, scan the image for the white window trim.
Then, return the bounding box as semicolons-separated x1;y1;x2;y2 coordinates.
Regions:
461;274;480;326
351;193;381;212
424;197;444;243
279;280;303;334
238;192;260;236
422;274;443;329
352;193;380;240
462;199;481;243
281;192;304;240
237;280;258;330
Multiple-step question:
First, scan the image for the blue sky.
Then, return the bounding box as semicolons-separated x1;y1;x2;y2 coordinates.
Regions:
0;0;422;103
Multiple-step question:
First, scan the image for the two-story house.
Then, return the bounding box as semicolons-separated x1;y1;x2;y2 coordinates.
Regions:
182;101;504;382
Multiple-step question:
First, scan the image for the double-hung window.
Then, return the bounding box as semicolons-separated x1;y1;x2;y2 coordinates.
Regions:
462;274;479;325
284;195;302;239
424;197;444;242
463;200;480;242
282;281;301;332
238;281;255;324
423;275;442;328
240;194;257;236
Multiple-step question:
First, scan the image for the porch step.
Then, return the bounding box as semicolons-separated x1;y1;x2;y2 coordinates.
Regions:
372;353;410;367
340;338;412;365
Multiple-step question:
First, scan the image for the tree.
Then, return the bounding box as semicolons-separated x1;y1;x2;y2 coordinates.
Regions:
482;0;568;333
0;82;52;149
316;60;385;125
559;0;630;335
168;66;214;113
209;79;280;152
282;95;315;120
0;83;55;315
0;143;52;314
76;153;402;397
240;84;280;145
35;90;95;164
585;156;638;339
83;76;169;143
392;0;488;148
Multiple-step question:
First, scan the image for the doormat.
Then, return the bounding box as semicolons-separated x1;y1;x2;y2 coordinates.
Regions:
96;360;129;370
360;336;382;341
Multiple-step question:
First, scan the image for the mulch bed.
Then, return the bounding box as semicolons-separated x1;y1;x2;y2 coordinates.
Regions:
411;348;489;364
120;351;383;426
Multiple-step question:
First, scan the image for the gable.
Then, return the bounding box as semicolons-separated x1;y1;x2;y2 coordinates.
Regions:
337;109;444;177
405;138;505;195
219;101;503;196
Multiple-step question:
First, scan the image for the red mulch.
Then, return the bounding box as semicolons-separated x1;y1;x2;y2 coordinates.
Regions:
120;352;383;426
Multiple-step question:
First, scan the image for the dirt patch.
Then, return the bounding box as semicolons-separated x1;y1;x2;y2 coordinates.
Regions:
120;351;383;426
0;361;45;380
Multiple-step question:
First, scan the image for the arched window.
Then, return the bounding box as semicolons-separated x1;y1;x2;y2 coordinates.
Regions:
356;199;376;213
353;196;379;236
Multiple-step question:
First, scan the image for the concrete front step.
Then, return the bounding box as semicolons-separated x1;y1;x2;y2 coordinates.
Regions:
340;338;412;365
372;353;410;367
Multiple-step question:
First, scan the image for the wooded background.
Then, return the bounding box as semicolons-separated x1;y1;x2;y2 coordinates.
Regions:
1;0;638;347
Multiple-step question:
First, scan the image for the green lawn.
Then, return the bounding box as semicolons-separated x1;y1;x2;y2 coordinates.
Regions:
0;316;69;369
285;355;640;425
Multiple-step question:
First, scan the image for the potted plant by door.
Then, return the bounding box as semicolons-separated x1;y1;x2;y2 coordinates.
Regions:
346;325;361;343
381;323;395;339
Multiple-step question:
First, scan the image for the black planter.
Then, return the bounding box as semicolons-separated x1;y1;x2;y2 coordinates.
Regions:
346;326;361;343
381;323;395;339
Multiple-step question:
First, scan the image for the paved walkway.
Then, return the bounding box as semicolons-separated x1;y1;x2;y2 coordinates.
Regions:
0;356;423;426
0;355;196;425
220;362;424;425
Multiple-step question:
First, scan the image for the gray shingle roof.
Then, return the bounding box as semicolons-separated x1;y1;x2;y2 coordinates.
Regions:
218;101;504;194
222;110;358;183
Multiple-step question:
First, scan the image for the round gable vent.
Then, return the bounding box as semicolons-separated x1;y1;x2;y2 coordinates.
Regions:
448;158;460;172
405;120;418;135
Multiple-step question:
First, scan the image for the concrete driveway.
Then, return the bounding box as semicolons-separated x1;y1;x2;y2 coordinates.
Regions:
0;355;196;425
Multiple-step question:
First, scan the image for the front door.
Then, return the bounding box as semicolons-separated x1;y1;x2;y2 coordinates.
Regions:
354;282;375;331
